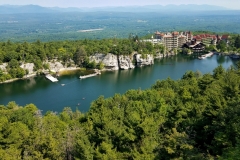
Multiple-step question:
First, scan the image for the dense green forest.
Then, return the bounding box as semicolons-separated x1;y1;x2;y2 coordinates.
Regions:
0;63;240;159
1;34;240;82
0;37;163;82
1;12;240;42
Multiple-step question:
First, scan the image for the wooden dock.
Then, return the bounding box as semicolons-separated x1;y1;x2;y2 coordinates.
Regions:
45;74;58;82
79;69;101;79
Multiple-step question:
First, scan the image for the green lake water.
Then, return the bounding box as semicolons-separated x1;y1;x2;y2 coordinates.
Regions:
0;55;237;113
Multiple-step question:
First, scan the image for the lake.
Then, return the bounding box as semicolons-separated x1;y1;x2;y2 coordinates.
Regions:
0;55;236;113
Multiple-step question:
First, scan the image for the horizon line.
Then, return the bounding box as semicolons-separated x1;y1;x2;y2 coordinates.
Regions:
0;3;229;9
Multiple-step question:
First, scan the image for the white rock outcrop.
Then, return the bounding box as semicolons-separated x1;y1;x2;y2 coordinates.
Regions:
166;51;176;57
118;55;135;70
20;63;34;74
0;63;7;71
47;61;64;72
135;54;154;67
155;53;164;59
44;60;77;73
89;53;119;70
89;53;105;63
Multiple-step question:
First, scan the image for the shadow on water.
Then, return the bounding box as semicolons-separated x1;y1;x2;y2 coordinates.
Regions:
216;55;226;64
0;76;51;97
0;54;237;113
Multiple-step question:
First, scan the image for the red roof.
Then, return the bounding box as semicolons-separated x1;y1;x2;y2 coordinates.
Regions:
194;33;223;41
155;31;161;35
196;38;202;41
210;35;217;39
199;34;206;38
221;35;229;39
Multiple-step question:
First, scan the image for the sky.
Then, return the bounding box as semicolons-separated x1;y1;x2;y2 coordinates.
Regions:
0;0;240;9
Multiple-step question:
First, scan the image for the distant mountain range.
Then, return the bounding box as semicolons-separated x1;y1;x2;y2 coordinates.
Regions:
0;4;229;14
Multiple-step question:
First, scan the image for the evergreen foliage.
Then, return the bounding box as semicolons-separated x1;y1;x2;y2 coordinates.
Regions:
0;38;159;82
234;35;240;49
0;64;240;159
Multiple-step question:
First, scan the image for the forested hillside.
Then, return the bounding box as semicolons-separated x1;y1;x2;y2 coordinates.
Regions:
0;64;240;159
1;34;240;82
0;38;163;82
1;11;240;42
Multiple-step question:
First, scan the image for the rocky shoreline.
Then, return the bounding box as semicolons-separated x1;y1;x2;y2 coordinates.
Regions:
89;53;155;70
0;52;170;84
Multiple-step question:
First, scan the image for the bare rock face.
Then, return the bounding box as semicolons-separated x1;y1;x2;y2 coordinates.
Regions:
155;53;164;59
0;63;7;71
47;61;64;72
20;63;34;74
135;54;154;67
90;53;119;70
102;53;119;70
166;51;176;57
90;53;155;69
89;53;105;64
118;55;135;70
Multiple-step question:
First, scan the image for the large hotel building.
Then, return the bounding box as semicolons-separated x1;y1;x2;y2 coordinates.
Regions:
154;31;193;50
151;31;229;52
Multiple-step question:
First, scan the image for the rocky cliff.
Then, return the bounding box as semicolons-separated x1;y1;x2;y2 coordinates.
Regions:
135;54;154;67
20;63;34;74
47;61;65;73
118;55;135;70
89;53;119;70
155;53;164;59
89;53;154;70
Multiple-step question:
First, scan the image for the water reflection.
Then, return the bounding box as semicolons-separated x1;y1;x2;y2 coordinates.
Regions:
216;55;225;64
0;55;237;112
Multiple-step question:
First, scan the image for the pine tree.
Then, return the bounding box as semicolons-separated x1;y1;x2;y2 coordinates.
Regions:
234;35;240;48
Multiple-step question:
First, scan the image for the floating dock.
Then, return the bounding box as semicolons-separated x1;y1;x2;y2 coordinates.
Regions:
46;74;58;82
79;69;101;79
